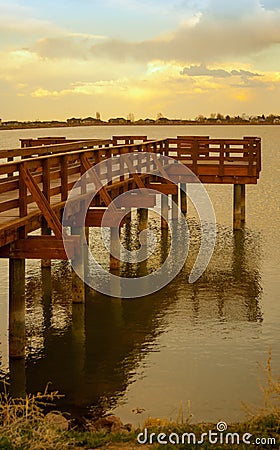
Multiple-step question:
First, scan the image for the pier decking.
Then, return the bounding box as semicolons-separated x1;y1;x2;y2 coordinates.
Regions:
0;135;261;246
0;135;261;358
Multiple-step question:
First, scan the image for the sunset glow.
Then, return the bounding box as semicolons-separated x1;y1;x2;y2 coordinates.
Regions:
1;0;280;120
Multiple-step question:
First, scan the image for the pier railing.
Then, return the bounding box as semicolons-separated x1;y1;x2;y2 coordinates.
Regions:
0;135;261;248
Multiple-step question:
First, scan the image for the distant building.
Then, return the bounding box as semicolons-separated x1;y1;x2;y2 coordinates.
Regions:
67;117;81;126
156;117;170;124
108;117;127;124
81;117;102;125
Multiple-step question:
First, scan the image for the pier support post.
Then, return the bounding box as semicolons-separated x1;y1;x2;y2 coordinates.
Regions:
9;359;26;398
241;184;246;223
161;228;169;264
72;303;86;379
161;194;168;229
9;258;26;359
41;225;52;302
180;183;187;214
110;227;121;270
138;208;148;231
84;226;90;285
125;208;131;226
71;227;85;304
172;189;179;220
233;184;242;230
41;226;51;269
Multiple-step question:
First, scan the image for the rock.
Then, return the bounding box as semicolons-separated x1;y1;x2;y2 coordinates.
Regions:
68;416;88;431
124;423;133;432
44;412;69;431
94;415;127;433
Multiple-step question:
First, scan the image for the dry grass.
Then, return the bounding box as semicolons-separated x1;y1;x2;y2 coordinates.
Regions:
0;382;72;450
242;350;280;425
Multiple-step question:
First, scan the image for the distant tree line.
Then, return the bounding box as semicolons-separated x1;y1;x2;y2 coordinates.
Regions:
0;112;279;130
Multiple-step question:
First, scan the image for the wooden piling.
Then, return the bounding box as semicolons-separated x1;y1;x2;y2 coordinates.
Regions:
161;194;168;229
9;258;26;359
71;227;85;303
241;184;246;223
41;228;52;268
161;228;169;264
71;303;86;386
180;183;187;214
9;359;26;398
125;209;131;226
110;227;121;270
138;208;148;231
233;184;242;230
41;224;52;302
172;189;179;220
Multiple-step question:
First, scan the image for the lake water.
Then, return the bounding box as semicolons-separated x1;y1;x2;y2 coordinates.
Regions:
0;125;279;426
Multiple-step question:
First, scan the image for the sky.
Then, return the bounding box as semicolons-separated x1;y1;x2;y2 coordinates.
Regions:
1;0;280;121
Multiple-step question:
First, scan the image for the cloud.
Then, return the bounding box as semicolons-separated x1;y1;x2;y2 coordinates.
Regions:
260;0;280;10
29;1;280;64
0;1;61;41
180;64;262;78
33;35;105;60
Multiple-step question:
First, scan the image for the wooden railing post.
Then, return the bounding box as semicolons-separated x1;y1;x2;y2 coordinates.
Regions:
60;155;69;201
192;140;198;174
219;142;225;177
19;164;28;239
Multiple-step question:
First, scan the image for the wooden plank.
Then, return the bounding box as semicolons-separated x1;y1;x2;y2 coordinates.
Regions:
114;192;156;208
146;183;178;194
0;198;19;213
0;235;79;259
0;179;19;194
63;208;126;227
87;209;125;227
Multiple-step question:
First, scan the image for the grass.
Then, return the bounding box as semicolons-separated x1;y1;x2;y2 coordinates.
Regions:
0;353;279;449
0;383;72;450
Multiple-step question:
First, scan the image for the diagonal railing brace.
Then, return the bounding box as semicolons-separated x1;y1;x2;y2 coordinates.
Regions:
20;165;63;239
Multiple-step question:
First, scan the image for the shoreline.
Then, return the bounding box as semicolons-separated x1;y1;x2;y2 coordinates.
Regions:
0;122;279;132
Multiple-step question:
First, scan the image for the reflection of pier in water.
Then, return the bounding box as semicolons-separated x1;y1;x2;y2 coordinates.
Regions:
0;134;262;363
6;221;262;416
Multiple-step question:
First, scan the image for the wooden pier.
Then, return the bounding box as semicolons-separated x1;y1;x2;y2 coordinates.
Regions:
0;135;261;358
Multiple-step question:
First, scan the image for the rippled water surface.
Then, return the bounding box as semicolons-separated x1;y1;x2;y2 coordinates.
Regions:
0;125;279;425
